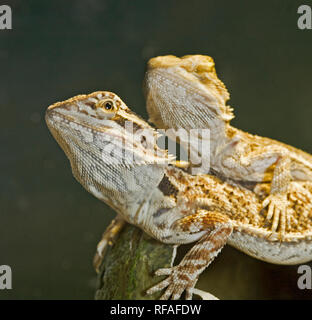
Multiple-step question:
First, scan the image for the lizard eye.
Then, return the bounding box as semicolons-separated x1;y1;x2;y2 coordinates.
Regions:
96;99;117;112
104;101;113;110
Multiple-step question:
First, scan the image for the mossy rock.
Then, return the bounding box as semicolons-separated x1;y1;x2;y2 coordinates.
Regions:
95;223;174;300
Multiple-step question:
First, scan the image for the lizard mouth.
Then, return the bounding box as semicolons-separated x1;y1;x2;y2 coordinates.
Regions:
45;108;117;135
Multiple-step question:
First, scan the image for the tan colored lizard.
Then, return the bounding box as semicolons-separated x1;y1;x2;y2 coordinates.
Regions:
46;91;312;300
144;54;312;236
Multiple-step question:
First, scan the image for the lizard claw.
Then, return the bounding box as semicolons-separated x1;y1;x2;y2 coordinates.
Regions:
192;288;219;300
146;266;197;300
262;193;288;235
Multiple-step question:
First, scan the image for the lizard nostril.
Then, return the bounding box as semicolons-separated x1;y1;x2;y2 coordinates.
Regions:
91;104;96;110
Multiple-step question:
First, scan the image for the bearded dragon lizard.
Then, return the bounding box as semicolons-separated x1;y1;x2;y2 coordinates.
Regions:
144;54;312;236
46;91;312;300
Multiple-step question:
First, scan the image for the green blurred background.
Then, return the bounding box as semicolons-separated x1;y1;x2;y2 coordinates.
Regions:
1;0;312;299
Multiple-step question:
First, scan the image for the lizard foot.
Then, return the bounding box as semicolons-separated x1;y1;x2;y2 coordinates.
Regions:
93;217;125;273
262;193;288;235
147;263;221;300
146;266;197;300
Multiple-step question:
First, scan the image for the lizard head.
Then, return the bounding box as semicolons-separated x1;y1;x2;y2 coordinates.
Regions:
144;54;234;132
46;91;174;217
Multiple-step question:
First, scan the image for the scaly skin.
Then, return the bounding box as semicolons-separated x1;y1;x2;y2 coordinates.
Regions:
46;91;312;300
144;54;312;235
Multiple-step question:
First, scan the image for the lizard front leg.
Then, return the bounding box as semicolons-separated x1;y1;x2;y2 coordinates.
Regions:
93;215;126;273
225;147;292;235
147;210;232;300
262;157;291;235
